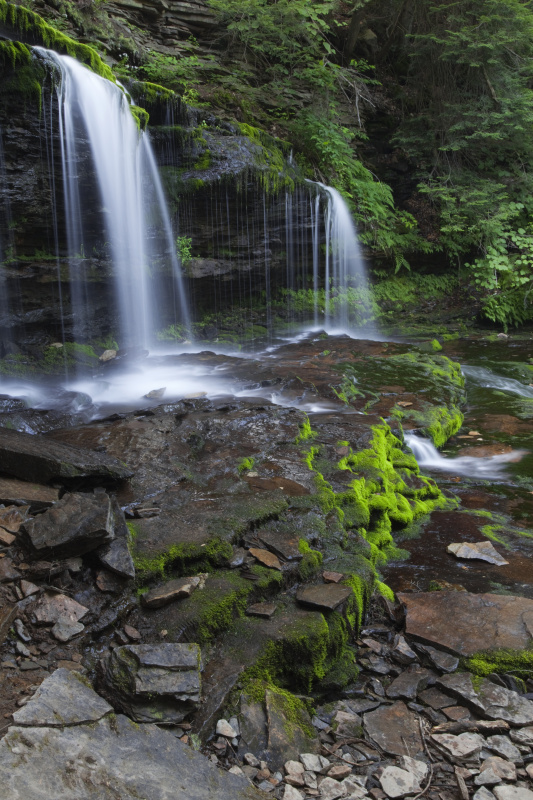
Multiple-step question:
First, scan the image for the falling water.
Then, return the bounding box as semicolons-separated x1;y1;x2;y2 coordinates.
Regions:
462;365;533;399
405;433;525;479
37;49;189;349
312;182;370;331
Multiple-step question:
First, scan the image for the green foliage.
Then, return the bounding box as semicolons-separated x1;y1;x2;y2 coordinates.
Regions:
138;50;202;94
394;0;533;327
175;235;193;267
464;648;533;679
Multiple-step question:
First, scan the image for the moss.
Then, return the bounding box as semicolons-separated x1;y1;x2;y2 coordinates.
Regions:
236;121;295;193
194;149;211;170
294;415;317;444
0;1;114;81
463;648;533;679
129;80;176;104
130;105;149;131
238;456;255;474
375;580;395;601
132;536;233;580
298;539;323;581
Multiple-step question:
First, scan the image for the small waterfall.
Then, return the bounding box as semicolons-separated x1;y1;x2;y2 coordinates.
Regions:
463;365;533;399
309;181;372;332
37;49;189;350
405;433;524;478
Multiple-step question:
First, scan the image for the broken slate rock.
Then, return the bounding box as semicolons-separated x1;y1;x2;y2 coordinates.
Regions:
0;557;20;583
438;673;533;726
413;642;459;673
246;603;277;618
486;735;522;762
364;701;423;757
494;788;533;800
431;732;484;762
13;668;112;726
475;757;516;785
96;500;135;578
0;425;132;483
25;492;114;558
104;643;202;724
0;477;59;511
317;777;346;800
141;576;201;609
32;591;88;625
447;541;509;566
391;635;418;665
399;592;533;657
0;713;267;800
266;689;319;771
296;584;352;611
0;506;24;533
379;766;421;798
51;618;85;642
248;548;282;571
386;668;430;701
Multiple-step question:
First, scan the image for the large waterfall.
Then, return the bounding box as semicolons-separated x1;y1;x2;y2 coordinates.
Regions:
38;49;190;349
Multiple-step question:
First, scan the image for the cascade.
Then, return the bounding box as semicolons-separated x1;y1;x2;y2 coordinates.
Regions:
311;181;371;332
405;433;524;478
37;48;190;350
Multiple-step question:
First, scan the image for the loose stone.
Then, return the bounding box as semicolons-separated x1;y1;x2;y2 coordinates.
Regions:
379;765;422;798
216;719;238;738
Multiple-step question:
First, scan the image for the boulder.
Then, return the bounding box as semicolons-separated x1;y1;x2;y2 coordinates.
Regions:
13;668;112;726
104;643;202;723
438;673;533;726
0;426;132;483
364;701;423;757
25;493;114;557
447;541;508;566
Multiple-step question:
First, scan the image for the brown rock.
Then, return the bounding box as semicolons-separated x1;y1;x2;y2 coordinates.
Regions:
328;764;352;780
399;591;533;656
446;541;508;566
443;706;471;722
32;591;88;625
0;557;20;583
246;603;276;618
364;701;423;756
141;576;201;609
124;624;141;641
20;579;40;597
323;571;344;583
0;477;59;511
0;529;16;546
248;548;282;570
296;584;352;611
0;507;24;533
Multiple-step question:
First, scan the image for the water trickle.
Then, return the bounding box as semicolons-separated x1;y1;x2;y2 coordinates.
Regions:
37;49;190;350
463;365;533;399
405;433;524;478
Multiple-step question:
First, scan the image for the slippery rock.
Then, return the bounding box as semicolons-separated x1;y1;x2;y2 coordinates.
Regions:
399;592;533;657
431;732;484;762
0;476;59;511
32;591;88;626
104;643;202;724
475;757;516;785
379;766;421;798
96;501;135;579
364;701;423;757
438;673;533;726
0;426;132;483
25;492;114;557
296;584;352;611
141;575;201;608
447;541;509;566
13;668;112;726
494;788;533;800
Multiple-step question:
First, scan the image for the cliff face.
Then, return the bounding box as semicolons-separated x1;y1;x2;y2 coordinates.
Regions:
0;6;320;348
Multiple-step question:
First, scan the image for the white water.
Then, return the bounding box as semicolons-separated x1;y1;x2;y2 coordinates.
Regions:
38;49;189;349
462;365;533;398
405;433;525;478
312;182;372;332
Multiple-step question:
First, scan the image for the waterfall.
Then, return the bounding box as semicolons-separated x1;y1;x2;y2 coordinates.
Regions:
312;182;371;332
405;433;524;478
36;49;190;350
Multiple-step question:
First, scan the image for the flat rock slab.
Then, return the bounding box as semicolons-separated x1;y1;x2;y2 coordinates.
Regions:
447;541;509;566
141;576;201;609
399;592;533;656
438;673;533;726
25;493;114;557
32;592;88;625
13;668;112;726
249;548;282;570
266;689;319;770
246;603;277;618
364;701;423;756
386;668;429;701
0;477;59;510
104;643;202;724
0;714;267;800
296;584;352;611
0;426;132;483
379;765;421;798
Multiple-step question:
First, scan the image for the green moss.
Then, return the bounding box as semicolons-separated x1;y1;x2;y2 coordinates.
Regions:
0;1;114;81
132;536;233;580
236;122;295;193
294;415;317;444
129;80;176;104
375;580;395;601
194;149;211;170
238;456;255;474
130;105;149;131
463;648;533;679
298;538;323;581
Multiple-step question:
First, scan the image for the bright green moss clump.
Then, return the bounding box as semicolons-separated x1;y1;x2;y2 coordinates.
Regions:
298;539;323;580
0;0;114;81
130;105;149;131
464;648;533;679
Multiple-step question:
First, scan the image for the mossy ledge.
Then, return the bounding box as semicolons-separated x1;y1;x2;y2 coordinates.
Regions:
463;648;533;680
0;0;114;81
